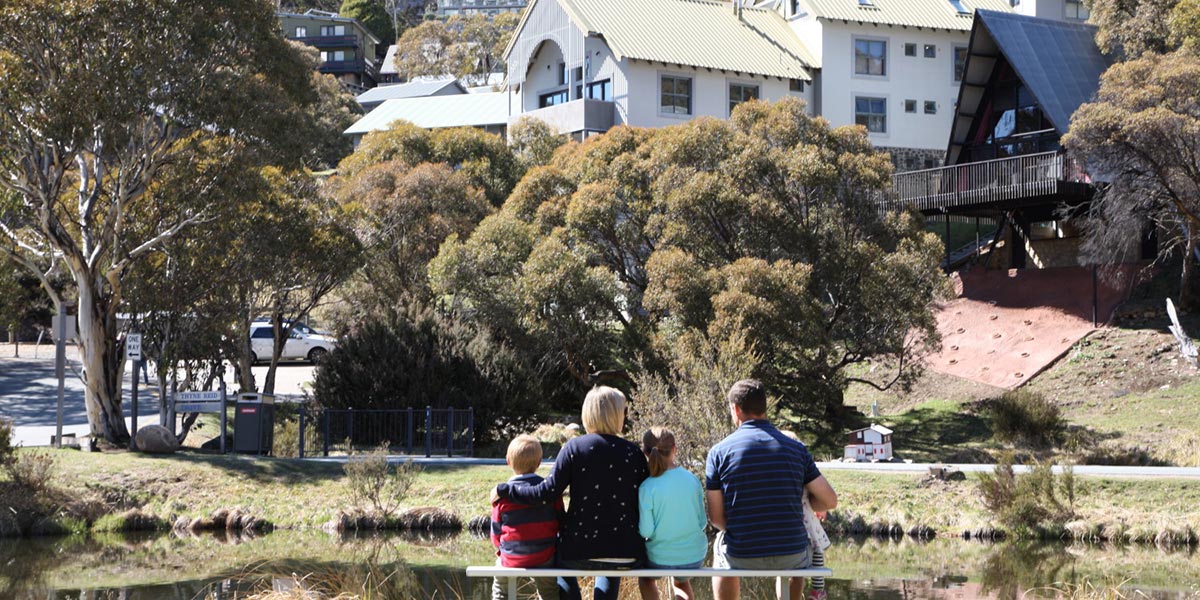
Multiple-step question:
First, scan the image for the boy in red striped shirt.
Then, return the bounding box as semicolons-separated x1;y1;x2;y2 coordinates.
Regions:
491;434;563;600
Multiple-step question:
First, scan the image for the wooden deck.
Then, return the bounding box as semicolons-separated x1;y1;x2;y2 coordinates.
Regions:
885;151;1090;214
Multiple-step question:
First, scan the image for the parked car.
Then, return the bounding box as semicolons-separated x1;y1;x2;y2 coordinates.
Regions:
248;321;337;364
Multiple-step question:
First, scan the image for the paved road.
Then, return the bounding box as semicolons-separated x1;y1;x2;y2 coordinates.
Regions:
0;343;315;446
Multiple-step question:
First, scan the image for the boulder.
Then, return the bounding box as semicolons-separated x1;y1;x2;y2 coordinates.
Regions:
135;425;179;454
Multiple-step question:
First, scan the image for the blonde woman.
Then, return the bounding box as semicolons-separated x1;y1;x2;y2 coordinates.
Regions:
494;386;649;600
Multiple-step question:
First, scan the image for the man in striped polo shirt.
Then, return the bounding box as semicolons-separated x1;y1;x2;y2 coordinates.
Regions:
705;379;838;600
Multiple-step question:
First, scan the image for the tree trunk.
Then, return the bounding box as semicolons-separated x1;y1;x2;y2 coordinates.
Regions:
76;280;130;443
1182;231;1197;312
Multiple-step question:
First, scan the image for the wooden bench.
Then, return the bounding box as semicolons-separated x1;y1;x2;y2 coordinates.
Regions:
466;566;833;597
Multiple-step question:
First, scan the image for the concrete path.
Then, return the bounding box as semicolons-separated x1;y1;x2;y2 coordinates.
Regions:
300;456;1200;478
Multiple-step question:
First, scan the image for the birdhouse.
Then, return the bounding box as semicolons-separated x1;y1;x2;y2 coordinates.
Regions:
843;424;894;462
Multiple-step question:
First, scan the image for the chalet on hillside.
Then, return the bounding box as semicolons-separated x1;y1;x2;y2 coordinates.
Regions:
886;10;1155;270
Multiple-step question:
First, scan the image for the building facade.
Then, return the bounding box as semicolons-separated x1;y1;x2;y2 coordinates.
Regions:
436;0;527;17
503;0;815;139
279;10;382;92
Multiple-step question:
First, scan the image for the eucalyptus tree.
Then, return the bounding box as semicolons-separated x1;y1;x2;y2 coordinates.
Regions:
0;0;325;443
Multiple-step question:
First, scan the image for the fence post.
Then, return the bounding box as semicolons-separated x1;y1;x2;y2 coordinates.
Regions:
298;404;306;459
425;405;433;458
447;408;454;458
347;407;354;454
323;410;330;457
467;407;474;457
406;406;414;455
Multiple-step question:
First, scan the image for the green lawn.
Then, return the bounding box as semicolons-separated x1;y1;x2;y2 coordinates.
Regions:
34;449;1200;544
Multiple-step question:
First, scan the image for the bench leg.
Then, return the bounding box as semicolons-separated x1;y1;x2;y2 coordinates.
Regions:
509;577;518;599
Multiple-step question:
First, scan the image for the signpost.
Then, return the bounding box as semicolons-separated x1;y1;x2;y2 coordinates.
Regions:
174;385;229;454
51;304;76;448
126;333;142;451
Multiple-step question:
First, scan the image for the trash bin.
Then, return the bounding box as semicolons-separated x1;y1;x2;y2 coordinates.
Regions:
234;393;276;455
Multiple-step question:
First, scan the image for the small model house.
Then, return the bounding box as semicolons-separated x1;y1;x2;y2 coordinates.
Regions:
844;424;894;462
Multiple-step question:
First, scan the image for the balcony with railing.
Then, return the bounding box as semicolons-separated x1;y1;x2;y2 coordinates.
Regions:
885;151;1091;214
291;34;360;49
320;59;378;79
513;99;615;137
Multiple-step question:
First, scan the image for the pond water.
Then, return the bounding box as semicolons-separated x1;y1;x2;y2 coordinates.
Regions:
4;529;1198;599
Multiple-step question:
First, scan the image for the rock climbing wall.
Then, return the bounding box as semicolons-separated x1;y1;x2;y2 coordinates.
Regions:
927;265;1137;389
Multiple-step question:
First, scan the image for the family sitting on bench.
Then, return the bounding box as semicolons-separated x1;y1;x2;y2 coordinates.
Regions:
489;379;838;600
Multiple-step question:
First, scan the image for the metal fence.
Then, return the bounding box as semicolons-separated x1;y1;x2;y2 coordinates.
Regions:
298;407;474;458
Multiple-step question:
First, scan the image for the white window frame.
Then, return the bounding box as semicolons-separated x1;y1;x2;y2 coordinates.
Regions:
658;72;694;118
727;79;761;116
295;26;307;37
852;36;889;80
854;94;889;136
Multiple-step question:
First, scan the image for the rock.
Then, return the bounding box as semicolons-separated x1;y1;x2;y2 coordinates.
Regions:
135;425;179;454
565;423;583;433
397;506;462;531
467;514;491;537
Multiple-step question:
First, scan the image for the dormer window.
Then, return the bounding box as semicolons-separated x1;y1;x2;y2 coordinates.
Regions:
858;0;874;6
948;0;970;14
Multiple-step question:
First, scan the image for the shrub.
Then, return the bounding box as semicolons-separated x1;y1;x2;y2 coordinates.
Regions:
272;402;322;458
628;331;761;474
343;444;420;518
977;454;1075;538
313;305;548;445
989;390;1065;448
7;450;57;495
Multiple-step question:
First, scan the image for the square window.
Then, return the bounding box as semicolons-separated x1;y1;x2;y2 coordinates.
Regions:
1065;0;1090;19
660;75;692;115
854;96;887;133
789;78;805;92
587;79;612;101
924;44;936;58
573;66;583;82
924;101;937;114
729;83;760;114
295;26;307;37
904;99;917;113
557;63;567;86
904;43;917;57
854;39;887;76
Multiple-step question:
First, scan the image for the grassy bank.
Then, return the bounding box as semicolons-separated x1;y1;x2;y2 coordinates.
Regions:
25;449;1200;545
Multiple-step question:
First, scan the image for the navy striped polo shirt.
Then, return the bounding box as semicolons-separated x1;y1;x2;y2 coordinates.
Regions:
705;420;821;558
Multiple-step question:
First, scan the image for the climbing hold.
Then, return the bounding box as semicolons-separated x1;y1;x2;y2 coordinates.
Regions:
992;333;1002;339
1014;372;1025;378
949;359;958;365
957;328;966;334
1023;319;1033;326
989;315;999;321
1020;352;1030;358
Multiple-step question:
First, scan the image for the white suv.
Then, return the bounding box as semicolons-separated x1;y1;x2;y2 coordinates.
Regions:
248;321;337;364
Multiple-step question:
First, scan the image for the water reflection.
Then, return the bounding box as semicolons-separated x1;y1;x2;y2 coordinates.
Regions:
1;531;1198;599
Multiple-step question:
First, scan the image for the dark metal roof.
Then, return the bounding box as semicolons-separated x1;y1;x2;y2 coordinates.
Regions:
946;10;1111;163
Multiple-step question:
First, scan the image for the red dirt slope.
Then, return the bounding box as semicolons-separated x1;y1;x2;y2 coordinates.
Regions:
927;266;1134;389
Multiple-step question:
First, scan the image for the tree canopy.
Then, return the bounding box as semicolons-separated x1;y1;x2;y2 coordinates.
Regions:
1067;0;1200;308
341;0;396;44
0;0;335;442
429;99;947;443
392;12;520;86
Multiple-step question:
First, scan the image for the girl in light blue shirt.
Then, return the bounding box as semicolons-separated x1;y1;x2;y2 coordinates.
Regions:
636;427;708;600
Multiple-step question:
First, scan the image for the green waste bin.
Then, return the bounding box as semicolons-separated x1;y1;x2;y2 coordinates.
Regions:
234;393;275;455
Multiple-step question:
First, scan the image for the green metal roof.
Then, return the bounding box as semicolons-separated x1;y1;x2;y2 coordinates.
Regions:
510;0;815;80
800;0;1014;31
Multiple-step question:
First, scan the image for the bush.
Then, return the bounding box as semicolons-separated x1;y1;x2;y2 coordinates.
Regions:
977;454;1075;538
313;304;548;445
628;332;761;474
343;445;420;518
989;390;1065;448
272;402;322;458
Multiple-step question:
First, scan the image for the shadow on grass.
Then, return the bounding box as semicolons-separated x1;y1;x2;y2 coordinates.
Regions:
881;404;994;463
